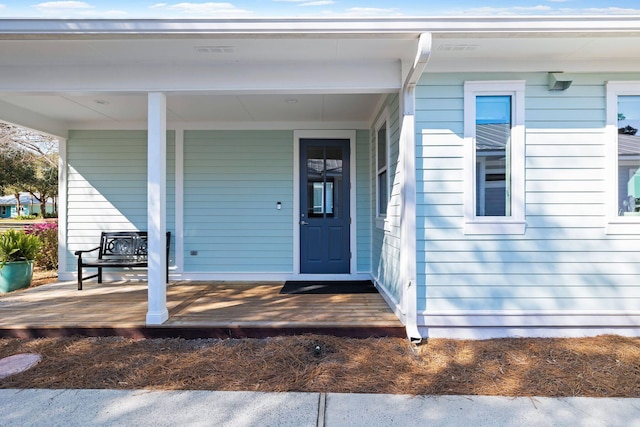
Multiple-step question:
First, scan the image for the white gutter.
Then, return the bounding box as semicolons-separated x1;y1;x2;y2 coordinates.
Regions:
400;33;431;343
1;17;640;37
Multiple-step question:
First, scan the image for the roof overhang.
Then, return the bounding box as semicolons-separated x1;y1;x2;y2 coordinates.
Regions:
0;17;639;136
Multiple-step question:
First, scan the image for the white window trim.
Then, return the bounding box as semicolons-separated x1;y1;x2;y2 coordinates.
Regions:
606;81;640;235
463;80;526;235
374;107;390;229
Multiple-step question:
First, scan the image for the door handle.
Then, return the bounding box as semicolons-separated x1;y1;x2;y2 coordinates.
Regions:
300;221;309;225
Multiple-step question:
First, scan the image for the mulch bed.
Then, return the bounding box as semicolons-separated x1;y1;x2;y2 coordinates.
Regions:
1;334;639;397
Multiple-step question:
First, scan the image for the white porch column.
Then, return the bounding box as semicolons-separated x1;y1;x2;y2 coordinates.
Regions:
146;92;168;325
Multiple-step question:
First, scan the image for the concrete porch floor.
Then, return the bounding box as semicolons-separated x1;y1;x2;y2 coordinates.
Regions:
0;280;405;339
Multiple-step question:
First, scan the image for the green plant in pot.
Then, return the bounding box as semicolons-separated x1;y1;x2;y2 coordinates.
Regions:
0;229;42;293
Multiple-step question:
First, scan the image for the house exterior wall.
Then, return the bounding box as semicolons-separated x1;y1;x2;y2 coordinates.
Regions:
415;72;640;338
64;130;176;274
182;130;294;273
371;93;403;302
65;128;371;278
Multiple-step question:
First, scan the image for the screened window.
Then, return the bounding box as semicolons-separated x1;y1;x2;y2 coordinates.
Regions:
616;95;640;216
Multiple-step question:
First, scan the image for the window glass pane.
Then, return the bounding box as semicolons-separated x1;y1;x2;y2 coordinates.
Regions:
325;146;342;218
618;95;640;216
476;95;511;217
306;145;342;218
378;170;388;215
306;146;324;218
377;125;387;170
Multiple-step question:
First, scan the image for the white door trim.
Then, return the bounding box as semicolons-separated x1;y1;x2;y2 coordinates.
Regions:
293;130;358;279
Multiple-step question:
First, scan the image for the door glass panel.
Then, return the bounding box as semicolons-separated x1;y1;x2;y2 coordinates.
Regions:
306;145;343;218
307;146;324;217
326;146;343;219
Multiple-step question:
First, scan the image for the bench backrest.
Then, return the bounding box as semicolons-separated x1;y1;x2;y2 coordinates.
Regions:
98;231;170;262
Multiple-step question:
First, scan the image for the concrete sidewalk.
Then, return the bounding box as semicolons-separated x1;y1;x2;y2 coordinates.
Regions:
1;389;639;427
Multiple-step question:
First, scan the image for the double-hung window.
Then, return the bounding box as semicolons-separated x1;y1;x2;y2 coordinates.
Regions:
464;81;526;234
375;110;389;224
606;82;640;233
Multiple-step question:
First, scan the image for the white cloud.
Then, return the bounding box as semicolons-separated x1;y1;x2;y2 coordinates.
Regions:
578;7;640;14
455;5;553;15
35;1;93;10
299;1;335;6
32;1;130;18
449;4;640;16
149;2;254;17
343;7;402;17
271;0;335;6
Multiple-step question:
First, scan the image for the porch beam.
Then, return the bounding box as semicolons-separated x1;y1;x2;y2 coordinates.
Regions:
146;92;168;325
0;62;401;94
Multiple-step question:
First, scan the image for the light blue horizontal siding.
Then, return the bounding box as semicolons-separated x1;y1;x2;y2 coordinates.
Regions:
415;72;640;313
66;130;176;272
183;130;293;273
371;93;403;301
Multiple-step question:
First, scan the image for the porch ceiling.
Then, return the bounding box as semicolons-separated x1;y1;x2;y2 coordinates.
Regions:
0;17;639;136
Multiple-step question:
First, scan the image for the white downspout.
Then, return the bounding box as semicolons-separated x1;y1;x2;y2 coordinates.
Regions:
400;33;432;342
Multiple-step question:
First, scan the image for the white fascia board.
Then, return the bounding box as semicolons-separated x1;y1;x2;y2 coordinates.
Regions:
0;62;401;93
425;59;640;74
0;98;68;138
1;17;640;36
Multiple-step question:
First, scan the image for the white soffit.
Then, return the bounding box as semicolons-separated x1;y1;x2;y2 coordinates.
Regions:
428;34;640;72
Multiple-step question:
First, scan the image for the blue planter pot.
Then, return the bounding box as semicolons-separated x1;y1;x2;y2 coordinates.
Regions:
0;261;34;293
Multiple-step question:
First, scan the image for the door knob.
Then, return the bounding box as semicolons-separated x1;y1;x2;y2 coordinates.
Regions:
300;221;309;225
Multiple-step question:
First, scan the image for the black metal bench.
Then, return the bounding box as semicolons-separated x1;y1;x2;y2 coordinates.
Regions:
75;231;171;290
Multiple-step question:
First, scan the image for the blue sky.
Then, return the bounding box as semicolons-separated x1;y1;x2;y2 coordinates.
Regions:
0;1;639;19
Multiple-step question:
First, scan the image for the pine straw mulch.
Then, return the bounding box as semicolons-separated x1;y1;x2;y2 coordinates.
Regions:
1;334;640;397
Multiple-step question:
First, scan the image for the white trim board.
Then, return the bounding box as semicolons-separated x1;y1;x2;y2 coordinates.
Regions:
419;311;640;339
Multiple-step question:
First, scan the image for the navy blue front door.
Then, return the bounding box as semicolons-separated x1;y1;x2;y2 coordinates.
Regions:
300;139;350;274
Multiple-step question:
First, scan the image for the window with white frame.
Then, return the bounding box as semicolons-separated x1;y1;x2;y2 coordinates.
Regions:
375;113;389;218
606;82;640;229
464;81;526;234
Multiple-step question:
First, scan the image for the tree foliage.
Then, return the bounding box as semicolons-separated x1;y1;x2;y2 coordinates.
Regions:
0;122;59;216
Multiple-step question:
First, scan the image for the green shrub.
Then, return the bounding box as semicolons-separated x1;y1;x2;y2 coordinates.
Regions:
15;214;38;220
0;229;43;268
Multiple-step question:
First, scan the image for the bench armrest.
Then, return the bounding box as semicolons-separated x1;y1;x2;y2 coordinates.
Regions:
75;246;100;256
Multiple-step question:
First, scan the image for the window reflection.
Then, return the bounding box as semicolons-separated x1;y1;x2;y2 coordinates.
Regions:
618;96;640;216
306;145;342;218
476;95;512;217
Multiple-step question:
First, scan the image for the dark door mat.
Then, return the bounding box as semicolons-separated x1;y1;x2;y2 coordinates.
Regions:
280;280;378;295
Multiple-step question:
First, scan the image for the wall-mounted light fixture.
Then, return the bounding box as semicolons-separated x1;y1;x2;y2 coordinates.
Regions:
276;201;282;210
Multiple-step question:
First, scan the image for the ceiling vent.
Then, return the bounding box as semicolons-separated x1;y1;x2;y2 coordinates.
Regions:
194;46;235;54
438;44;478;52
